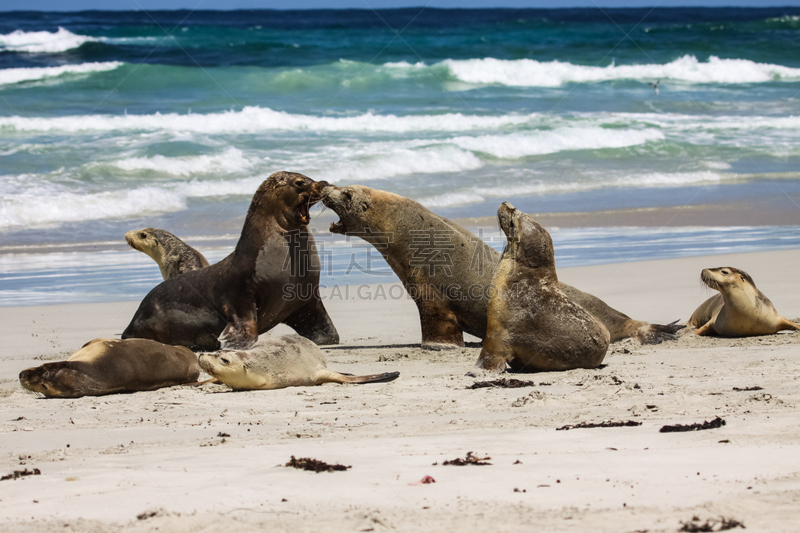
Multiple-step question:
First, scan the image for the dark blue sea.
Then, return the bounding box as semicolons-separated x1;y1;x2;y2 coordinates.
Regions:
1;7;800;304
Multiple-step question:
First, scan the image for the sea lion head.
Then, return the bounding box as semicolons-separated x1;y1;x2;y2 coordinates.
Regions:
251;171;328;231
19;362;89;399
198;351;257;390
497;202;555;271
125;228;165;260
320;184;391;235
701;267;755;293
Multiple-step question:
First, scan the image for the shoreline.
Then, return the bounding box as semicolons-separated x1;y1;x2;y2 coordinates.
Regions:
2;249;800;531
3;198;800;256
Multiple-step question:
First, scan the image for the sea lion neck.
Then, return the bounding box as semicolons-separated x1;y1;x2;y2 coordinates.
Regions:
233;208;285;258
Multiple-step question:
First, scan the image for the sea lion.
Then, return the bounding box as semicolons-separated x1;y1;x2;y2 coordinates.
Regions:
476;203;610;372
122;171;339;351
198;334;399;390
19;338;200;398
320;184;679;349
689;267;799;337
125;227;210;280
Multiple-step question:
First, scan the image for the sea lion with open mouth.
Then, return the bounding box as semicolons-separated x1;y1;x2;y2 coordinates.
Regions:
122;171;339;351
321;184;680;349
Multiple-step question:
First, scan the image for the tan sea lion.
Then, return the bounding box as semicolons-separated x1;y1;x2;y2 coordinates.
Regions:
476;203;609;372
689;267;799;337
320;184;679;349
198;334;399;390
19;338;200;398
125;227;210;280
122;172;339;351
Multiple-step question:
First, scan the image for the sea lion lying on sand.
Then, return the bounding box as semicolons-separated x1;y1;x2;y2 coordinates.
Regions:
19;338;200;398
690;267;799;337
125;227;210;280
198;335;399;390
320;184;680;349
477;203;610;372
123;171;339;351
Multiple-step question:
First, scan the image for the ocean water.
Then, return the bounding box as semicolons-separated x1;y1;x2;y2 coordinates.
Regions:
1;7;800;305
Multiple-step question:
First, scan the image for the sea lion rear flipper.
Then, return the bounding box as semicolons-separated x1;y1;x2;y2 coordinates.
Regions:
282;296;340;345
637;320;685;344
694;322;715;336
348;371;400;384
329;371;400;384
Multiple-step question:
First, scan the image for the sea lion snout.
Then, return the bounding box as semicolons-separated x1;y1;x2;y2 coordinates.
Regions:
497;202;518;238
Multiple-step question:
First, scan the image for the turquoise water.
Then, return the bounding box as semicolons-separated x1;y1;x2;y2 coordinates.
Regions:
1;8;800;304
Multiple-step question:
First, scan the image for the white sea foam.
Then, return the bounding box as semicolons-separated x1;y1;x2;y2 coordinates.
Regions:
419;171;725;208
0;173;273;229
449;127;664;159
436;55;800;86
0;187;185;229
0;107;537;133
420;191;485;209
0;27;96;53
108;147;254;176
0;62;123;86
313;145;483;182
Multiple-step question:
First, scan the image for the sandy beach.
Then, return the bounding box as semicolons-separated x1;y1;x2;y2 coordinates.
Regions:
1;248;799;532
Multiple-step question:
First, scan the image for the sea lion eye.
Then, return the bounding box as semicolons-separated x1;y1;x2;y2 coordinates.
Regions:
220;357;230;365
721;270;729;275
343;191;352;200
139;233;147;239
294;179;305;188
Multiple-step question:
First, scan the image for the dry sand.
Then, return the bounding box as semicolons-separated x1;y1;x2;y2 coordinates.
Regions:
1;249;800;532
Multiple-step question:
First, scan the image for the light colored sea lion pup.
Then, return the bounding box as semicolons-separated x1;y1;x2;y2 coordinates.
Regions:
19;338;200;398
689;267;799;337
321;184;680;349
476;203;610;372
198;334;399;390
125;228;210;280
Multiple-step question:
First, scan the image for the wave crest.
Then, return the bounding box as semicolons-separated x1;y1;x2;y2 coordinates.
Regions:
0;62;123;86
437;55;800;87
0;27;96;53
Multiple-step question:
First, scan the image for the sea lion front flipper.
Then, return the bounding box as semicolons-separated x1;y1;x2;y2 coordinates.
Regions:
218;302;258;350
282;295;339;345
418;302;464;350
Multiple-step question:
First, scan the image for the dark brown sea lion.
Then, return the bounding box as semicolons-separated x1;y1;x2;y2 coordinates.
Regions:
320;184;679;349
198;335;399;390
19;338;200;398
476;203;609;372
689;267;799;337
125;227;210;280
122;171;339;351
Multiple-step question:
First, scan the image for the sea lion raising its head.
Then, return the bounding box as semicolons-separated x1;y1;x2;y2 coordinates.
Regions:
198;335;399;390
122;171;339;351
321;184;679;349
19;338;200;398
476;203;610;372
125;227;210;280
690;267;799;337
